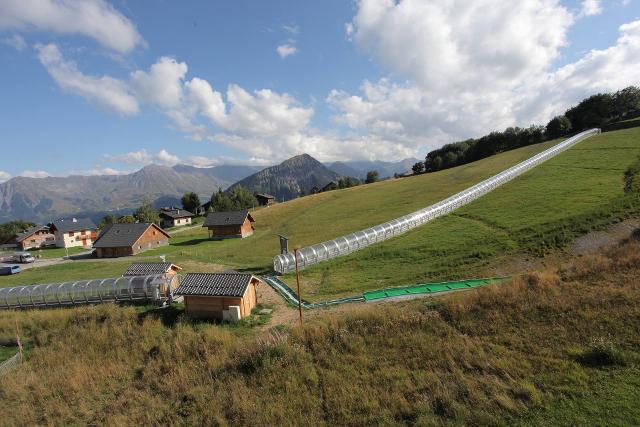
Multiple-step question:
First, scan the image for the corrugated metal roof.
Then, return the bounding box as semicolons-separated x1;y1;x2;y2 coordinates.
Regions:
51;218;97;233
175;273;254;297
93;223;169;248
122;262;179;276
203;210;253;227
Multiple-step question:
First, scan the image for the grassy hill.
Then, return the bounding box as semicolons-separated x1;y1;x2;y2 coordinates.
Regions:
1;239;639;425
1;126;638;295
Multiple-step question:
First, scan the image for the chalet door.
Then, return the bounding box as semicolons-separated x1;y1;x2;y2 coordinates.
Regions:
82;238;87;246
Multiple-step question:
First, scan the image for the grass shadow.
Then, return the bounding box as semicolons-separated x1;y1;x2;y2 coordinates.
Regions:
172;238;210;247
137;303;185;327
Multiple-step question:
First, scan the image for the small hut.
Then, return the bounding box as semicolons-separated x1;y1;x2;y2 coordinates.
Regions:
255;193;276;206
175;273;261;320
203;210;255;239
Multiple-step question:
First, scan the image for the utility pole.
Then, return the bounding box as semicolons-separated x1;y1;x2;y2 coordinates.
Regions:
294;247;303;326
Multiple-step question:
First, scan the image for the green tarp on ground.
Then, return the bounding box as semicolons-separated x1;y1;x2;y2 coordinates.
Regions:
362;278;502;301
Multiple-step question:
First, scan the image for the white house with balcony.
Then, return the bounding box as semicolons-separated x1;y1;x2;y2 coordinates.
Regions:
50;218;98;248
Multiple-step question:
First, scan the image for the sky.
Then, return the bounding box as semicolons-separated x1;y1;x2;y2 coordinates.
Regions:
0;0;639;182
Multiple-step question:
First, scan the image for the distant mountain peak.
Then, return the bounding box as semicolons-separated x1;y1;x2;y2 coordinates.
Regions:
229;153;341;201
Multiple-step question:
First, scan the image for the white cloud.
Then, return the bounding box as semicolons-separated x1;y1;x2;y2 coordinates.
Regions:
36;43;139;115
105;149;182;166
105;149;151;164
326;0;640;158
2;34;26;50
20;170;49;178
0;171;11;183
282;24;299;35
0;0;144;53
276;43;298;58
130;57;188;109
579;0;603;17
155;149;180;166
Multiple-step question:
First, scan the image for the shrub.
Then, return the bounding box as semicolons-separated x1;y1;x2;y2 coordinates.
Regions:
575;337;626;367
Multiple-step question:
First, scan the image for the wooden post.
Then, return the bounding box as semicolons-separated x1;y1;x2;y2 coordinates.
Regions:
294;248;303;326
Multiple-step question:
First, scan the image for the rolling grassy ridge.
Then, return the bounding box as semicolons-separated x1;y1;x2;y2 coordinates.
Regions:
1;239;639;425
1;127;638;300
290;127;640;300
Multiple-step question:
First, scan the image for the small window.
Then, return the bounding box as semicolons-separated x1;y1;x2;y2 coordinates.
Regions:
153;230;156;235
69;232;74;237
81;230;86;236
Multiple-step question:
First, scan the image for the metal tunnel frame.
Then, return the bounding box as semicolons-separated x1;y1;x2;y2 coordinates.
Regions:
273;129;601;274
0;274;180;310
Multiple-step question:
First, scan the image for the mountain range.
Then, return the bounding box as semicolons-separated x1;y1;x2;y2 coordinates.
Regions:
0;164;259;223
0;156;418;223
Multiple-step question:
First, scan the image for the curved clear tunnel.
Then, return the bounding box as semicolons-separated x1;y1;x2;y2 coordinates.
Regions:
273;129;601;274
0;274;180;309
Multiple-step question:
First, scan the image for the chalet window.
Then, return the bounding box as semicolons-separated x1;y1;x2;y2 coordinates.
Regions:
153;230;156;235
81;231;86;236
69;232;74;237
30;239;36;243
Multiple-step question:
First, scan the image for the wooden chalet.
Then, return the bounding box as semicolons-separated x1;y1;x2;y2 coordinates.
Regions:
255;193;276;206
10;225;55;250
203;210;255;239
159;207;194;228
175;273;261;320
92;223;170;258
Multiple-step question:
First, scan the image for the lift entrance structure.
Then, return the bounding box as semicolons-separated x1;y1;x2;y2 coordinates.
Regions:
273;129;601;274
0;274;179;310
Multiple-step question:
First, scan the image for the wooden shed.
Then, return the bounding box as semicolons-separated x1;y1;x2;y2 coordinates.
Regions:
202;210;255;239
175;273;261;320
255;193;276;206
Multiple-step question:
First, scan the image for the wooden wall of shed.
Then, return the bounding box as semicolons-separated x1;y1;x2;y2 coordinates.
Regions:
131;227;169;254
183;282;258;320
206;217;254;239
184;296;244;320
95;247;133;258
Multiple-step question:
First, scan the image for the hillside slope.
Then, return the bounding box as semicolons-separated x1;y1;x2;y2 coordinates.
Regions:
1;240;639;425
229;154;341;200
3;127;638;294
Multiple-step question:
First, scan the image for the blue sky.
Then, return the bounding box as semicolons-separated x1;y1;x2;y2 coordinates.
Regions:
0;0;639;181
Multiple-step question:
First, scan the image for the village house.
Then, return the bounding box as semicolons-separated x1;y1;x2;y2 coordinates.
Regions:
10;225;56;250
92;223;170;258
255;193;276;206
50;218;98;248
203;210;255;239
159;207;194;228
175;272;261;320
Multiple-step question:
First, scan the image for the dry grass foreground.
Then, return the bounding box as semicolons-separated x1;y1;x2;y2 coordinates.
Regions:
1;238;640;425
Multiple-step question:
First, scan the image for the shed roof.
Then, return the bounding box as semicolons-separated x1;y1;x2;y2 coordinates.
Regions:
175;273;256;297
255;193;275;199
15;225;50;243
122;262;180;277
51;218;97;233
92;223;170;248
203;210;254;227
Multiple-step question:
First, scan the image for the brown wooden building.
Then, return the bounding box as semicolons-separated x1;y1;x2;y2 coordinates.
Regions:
203;210;255;239
175;273;261;320
92;223;170;258
11;225;55;250
255;193;276;206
